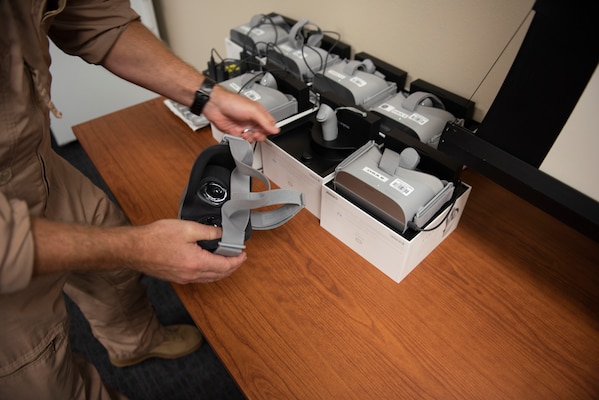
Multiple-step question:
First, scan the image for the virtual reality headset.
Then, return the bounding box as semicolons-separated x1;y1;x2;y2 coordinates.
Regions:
334;140;455;234
312;58;397;109
179;134;304;256
371;91;456;148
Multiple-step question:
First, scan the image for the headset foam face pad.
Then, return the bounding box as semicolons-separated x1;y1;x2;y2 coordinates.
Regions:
179;142;252;251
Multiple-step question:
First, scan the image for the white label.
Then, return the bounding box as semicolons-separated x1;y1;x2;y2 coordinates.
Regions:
293;50;305;59
362;166;389;182
240;26;264;36
390;178;414;196
243;90;261;101
279;44;293;54
377;103;409;119
349;76;367;87
238;25;264;36
409;112;429;125
377;103;394;112
392;109;410;119
327;69;346;81
276;44;304;59
229;82;241;92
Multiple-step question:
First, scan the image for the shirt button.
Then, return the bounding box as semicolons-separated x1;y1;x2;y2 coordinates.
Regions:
0;168;12;185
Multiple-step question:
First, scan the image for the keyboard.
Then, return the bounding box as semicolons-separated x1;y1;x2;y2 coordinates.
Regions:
163;99;209;131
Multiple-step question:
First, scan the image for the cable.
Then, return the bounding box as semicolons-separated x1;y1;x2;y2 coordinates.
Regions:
468;8;534;102
301;30;341;81
236;70;266;93
241;14;284;58
210;48;248;68
263;42;293;76
319;30;341;79
406;183;461;232
300;43;325;79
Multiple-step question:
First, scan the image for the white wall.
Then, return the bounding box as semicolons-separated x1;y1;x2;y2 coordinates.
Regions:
153;1;599;203
153;0;535;122
540;64;599;202
50;0;160;145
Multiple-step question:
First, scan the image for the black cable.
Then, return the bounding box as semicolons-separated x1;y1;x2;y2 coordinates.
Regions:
318;30;341;79
300;43;325;79
299;29;341;81
241;14;284;58
235;70;266;93
406;182;461;232
241;17;263;58
264;42;292;76
210;47;247;66
467;8;533;102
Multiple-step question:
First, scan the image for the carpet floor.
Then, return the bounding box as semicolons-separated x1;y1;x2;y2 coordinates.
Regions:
53;137;245;400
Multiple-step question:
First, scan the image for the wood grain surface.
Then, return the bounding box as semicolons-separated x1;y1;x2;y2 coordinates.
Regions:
74;97;599;399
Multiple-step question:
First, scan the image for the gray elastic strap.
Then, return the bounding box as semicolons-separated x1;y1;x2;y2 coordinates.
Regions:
379;148;401;176
288;18;309;49
250;188;305;230
402;91;445;112
215;135;304;256
342;59;375;76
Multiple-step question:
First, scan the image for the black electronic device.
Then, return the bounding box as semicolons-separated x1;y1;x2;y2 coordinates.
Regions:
309;92;381;162
262;61;312;112
229;13;291;56
371;91;457;148
380;124;464;185
179;135;304;256
278;14;352;60
353;52;408;92
188;71;300;129
269;91;381;180
312;58;398;110
409;79;475;123
266;19;340;83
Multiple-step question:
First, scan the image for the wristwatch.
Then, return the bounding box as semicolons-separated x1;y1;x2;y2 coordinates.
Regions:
189;77;216;115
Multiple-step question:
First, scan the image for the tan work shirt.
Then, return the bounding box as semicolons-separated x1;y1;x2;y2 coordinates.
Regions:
0;0;139;294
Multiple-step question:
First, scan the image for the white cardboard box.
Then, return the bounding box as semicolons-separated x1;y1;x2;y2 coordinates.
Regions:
261;138;335;218
211;106;317;171
319;182;471;283
211;124;264;170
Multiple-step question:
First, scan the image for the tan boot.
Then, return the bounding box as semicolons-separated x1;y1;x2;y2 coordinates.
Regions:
109;324;203;367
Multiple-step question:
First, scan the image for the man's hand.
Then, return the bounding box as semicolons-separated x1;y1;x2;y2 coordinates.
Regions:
133;219;246;283
102;21;279;142
31;218;246;284
202;85;280;142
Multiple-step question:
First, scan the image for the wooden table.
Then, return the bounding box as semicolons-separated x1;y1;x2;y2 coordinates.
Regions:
73;97;599;399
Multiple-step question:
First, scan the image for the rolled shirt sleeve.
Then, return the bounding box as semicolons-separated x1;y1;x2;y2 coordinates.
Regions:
48;0;141;64
0;193;34;294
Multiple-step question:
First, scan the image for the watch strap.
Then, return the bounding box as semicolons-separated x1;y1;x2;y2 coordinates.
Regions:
189;77;216;115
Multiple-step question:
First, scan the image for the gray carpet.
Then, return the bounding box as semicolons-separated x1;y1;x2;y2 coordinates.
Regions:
53;137;245;400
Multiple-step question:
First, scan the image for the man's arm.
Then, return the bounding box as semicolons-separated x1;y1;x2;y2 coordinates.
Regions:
100;21;202;111
101;21;279;141
31;218;245;284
